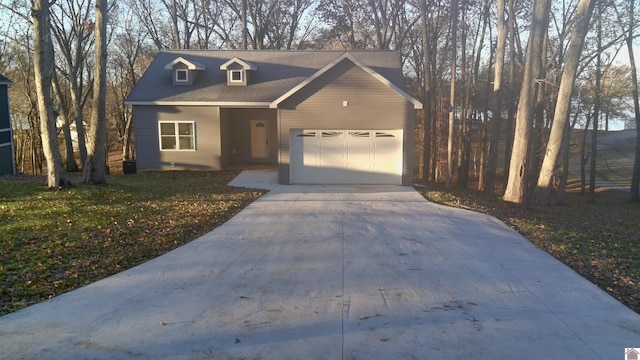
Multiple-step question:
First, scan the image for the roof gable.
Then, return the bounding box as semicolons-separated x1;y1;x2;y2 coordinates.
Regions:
164;57;205;70
219;57;258;71
269;52;422;110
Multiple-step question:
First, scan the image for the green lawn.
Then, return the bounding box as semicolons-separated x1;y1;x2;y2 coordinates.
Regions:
0;171;265;316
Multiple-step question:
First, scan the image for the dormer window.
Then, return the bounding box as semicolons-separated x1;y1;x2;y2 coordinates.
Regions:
164;57;205;86
220;57;257;87
175;69;189;83
230;69;243;83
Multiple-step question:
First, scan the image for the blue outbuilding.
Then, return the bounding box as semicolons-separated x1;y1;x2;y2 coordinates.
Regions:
0;74;14;175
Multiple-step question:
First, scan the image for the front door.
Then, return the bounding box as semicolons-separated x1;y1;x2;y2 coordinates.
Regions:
250;120;269;158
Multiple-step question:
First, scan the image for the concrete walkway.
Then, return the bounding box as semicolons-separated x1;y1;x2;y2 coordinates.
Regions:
1;170;639;359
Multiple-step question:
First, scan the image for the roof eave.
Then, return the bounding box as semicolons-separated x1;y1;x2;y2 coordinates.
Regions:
125;100;272;108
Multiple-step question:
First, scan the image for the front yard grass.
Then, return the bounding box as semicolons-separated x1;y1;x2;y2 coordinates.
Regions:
416;184;640;314
0;171;265;316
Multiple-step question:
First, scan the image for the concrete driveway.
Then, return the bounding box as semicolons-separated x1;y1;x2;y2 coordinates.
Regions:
1;170;639;359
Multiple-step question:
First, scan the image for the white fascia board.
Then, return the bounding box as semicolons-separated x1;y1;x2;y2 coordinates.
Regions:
124;100;271;108
269;52;423;110
219;57;258;71
164;57;206;70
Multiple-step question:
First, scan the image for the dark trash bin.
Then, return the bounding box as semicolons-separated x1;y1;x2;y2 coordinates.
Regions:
122;160;137;174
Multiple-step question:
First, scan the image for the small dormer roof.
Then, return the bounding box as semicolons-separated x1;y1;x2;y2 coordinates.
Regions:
164;57;206;70
219;57;258;71
0;74;13;86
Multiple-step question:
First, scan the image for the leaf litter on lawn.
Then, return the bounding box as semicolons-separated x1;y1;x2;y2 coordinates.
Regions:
0;170;265;316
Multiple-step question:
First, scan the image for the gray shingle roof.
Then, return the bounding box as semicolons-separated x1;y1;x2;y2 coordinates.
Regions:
126;50;409;105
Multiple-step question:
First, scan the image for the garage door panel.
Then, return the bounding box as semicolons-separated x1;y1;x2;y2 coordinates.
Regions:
290;129;403;184
372;133;403;175
345;131;372;173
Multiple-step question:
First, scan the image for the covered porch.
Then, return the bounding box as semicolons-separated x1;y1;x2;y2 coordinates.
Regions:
220;108;278;168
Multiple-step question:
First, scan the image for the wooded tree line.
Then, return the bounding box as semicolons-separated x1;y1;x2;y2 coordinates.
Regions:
0;0;639;204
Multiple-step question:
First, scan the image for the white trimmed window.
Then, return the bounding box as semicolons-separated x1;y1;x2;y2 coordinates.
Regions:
175;69;188;82
230;69;243;82
159;122;195;150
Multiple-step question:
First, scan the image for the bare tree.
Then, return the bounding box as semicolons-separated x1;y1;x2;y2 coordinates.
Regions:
83;0;108;184
109;15;151;161
51;71;79;172
484;0;508;194
170;0;180;48
317;0;408;50
504;0;552;204
445;0;458;190
50;0;94;169
503;0;520;189
588;1;603;203
626;0;640;202
533;0;596;205
419;0;432;182
124;0;173;49
241;0;315;49
32;0;69;187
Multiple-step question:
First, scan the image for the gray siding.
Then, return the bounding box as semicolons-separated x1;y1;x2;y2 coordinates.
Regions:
278;59;414;185
0;143;13;175
0;85;14;175
0;86;9;130
133;105;222;170
220;109;230;167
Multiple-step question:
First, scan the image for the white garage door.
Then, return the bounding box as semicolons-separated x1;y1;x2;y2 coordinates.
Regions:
290;129;403;184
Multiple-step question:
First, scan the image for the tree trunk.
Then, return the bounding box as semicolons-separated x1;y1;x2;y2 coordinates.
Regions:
589;4;602;203
52;73;79;172
83;0;108;184
32;0;68;188
61;117;77;172
420;0;432;182
503;0;518;190
557;113;576;205
122;106;134;160
241;0;248;50
533;0;596;205
171;0;180;48
589;110;598;203
580;114;591;194
485;0;507;194
628;0;640;202
477;111;488;190
531;43;547;196
446;0;458;190
477;3;493;191
458;0;470;189
504;0;551;204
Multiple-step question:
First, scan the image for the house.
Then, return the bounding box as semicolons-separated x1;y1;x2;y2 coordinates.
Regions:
627;348;639;360
0;74;14;176
126;50;422;185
